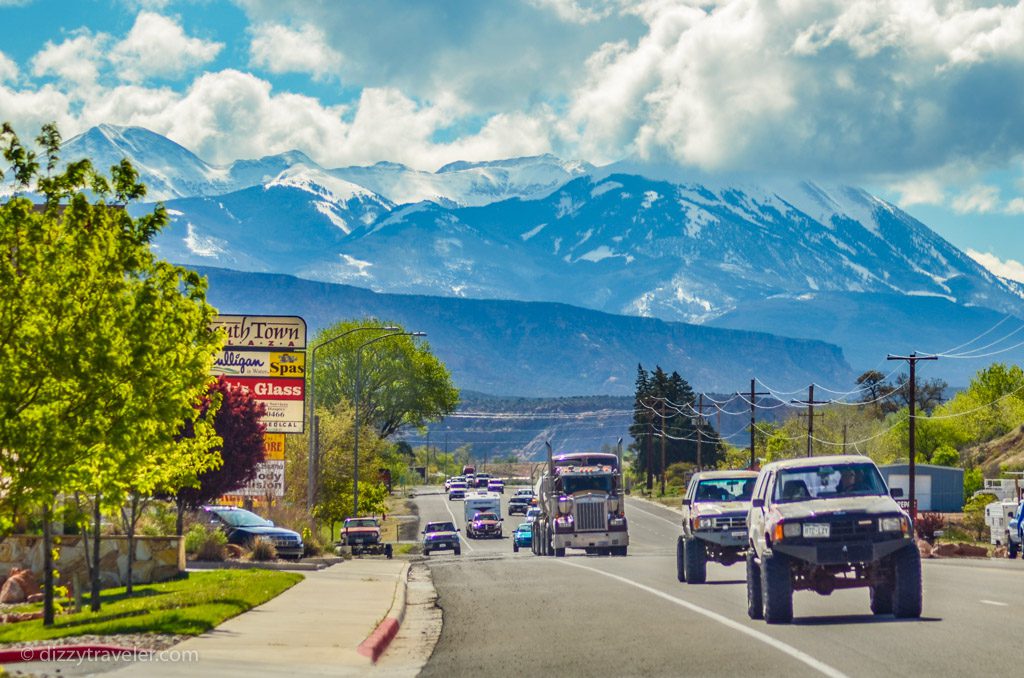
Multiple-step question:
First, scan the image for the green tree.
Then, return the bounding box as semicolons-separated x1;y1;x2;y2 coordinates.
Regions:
0;123;223;622
930;445;959;467
310;319;458;437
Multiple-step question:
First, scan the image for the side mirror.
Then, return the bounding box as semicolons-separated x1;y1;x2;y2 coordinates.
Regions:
890;488;904;498
681;498;691;507
751;498;764;508
456;528;461;532
1010;512;1016;519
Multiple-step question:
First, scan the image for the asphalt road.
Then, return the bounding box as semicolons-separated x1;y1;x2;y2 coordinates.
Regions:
411;486;1024;677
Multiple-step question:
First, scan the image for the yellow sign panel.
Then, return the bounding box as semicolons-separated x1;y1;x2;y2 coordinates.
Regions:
264;433;286;461
269;351;305;378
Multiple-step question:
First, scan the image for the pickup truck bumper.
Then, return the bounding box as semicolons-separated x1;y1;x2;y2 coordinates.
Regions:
773;536;913;565
693;529;748;548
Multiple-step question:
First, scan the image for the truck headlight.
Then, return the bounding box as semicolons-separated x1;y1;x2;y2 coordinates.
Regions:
609;517;626;527
558;496;573;514
879;517;904;533
694;517;715;530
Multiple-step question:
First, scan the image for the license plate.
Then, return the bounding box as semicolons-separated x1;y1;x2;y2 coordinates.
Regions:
435;543;448;549
803;523;830;538
732;531;746;538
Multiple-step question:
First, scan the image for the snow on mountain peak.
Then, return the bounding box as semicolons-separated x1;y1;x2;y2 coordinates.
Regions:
266;165;374;203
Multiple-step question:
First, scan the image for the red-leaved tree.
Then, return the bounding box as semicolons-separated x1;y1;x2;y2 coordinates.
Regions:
175;376;266;532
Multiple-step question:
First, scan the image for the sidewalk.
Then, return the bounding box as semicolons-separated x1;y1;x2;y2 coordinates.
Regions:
0;558;410;678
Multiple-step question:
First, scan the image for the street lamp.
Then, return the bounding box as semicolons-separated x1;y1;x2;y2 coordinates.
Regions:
353;330;426;517
307;325;398;513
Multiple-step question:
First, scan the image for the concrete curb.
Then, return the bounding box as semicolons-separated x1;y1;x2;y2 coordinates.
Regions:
356;561;411;663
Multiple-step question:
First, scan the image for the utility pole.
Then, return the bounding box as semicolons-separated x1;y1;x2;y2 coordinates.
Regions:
693;393;714;470
791;384;830;458
887;352;938;522
444;432;449;478
660;400;667;496
745;379;771;469
645;405;654;492
842;423;848;454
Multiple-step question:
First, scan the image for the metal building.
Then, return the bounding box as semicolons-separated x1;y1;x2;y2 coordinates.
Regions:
879;463;964;513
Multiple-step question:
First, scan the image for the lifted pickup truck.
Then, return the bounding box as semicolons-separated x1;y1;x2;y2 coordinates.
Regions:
677;470;758;584
746;455;919;624
340;517;393;558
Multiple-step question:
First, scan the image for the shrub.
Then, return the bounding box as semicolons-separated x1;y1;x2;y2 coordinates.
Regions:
301;527;324;557
915;512;944;543
184;524;209;555
250;537;277;562
196;531;228;562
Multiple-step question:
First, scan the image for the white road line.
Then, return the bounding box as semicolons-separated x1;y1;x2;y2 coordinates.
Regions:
980;599;1008;606
628;502;684;528
555;560;848;678
441;495;475;552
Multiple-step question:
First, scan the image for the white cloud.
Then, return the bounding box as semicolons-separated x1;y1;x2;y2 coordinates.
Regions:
1007;197;1024;215
967;249;1024;283
888;176;945;207
0;51;18;83
111;12;222;82
249;23;343;80
952;184;1000;214
31;32;105;88
527;0;624;24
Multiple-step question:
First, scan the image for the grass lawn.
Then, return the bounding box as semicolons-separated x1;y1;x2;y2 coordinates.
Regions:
0;569;303;644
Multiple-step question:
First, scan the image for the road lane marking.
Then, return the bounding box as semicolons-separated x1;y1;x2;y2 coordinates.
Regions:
980;600;1008;606
556;560;848;678
628;502;684;528
441;494;475;552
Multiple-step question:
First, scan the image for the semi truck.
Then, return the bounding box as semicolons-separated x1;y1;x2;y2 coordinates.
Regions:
531;443;629;557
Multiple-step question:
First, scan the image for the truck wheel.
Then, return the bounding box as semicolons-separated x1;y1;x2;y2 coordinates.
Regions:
454;546;461;555
1008;536;1019;559
617;546;628;556
746;552;763;620
892;544;922;619
513;542;519;552
761;551;793;624
676;537;686;582
423;548;430;556
870;580;893;615
554;547;566;558
683;537;707;584
385;544;393;560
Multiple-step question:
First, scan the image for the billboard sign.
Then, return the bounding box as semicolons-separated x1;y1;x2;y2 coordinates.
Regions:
210;315;306;349
211;350;305;378
235;461;286;497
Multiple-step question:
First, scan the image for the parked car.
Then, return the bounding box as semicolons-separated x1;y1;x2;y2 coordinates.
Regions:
525;507;542;522
201;506;304;559
513;522;533;552
422;521;461;556
341;517;392;558
508;495;531;515
488;479;505;494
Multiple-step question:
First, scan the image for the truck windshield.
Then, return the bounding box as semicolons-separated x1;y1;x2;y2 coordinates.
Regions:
773;463;887;503
428;522;455;532
562;475;613;494
474;513;498;521
694;478;755;502
346;518;378;528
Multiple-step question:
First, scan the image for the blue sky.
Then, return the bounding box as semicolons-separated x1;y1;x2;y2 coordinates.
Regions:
2;0;1024;279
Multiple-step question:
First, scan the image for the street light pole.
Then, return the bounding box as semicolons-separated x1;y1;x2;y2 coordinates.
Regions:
353;330;426;517
307;325;397;514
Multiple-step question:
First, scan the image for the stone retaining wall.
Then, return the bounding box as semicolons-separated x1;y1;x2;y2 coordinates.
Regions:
0;535;184;590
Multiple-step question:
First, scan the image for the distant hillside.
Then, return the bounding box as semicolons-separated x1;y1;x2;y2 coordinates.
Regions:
198;266;854;398
964;425;1024;477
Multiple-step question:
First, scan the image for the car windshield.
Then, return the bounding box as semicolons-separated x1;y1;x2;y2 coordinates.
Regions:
517;523;532;533
212;509;272;528
474;513;498;521
451;483;467;489
773;463;887;503
694;478;755;503
346;518;378;528
527;509;540;516
427;522;455;532
561;475;613;494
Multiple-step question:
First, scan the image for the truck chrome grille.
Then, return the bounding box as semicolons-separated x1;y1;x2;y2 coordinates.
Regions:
712;515;747;530
575;498;607;531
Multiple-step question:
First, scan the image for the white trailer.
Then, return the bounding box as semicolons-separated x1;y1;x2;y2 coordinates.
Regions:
985;500;1019;545
464;493;501;522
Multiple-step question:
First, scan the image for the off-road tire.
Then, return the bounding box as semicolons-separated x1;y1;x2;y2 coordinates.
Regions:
454;546;461;555
423;548;430;556
676;537;686;582
746;552;763;620
761;551;793;624
1008;536;1019;559
892;544;923;618
683;537;707;584
869;580;893;615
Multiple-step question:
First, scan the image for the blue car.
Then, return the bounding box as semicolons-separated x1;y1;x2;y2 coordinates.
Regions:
513;522;533;552
202;506;304;559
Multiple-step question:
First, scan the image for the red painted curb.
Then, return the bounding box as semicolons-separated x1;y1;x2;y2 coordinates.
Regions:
356;617;400;663
0;644;141;664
